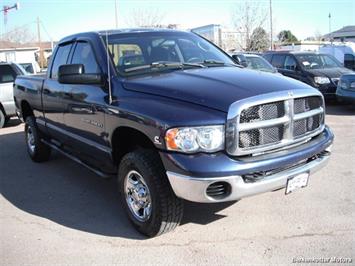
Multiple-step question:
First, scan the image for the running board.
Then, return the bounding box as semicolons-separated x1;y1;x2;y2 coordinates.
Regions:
41;139;116;179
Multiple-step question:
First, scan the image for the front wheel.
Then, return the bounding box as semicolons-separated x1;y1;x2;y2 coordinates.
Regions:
118;149;184;237
25;116;51;162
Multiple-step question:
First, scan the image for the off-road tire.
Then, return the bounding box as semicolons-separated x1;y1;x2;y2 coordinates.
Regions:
25;116;51;162
118;149;184;237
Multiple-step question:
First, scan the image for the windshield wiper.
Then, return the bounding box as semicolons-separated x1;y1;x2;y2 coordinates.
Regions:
124;61;205;73
201;59;240;68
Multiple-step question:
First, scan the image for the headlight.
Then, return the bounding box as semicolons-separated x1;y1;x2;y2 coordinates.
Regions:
339;81;349;90
314;76;330;84
165;125;225;153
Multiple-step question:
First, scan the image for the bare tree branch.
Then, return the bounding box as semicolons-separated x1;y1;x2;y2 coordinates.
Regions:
1;26;36;44
126;8;165;28
231;0;267;50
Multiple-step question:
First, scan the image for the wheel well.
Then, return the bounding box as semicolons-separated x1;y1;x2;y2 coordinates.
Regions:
21;101;34;121
112;127;158;165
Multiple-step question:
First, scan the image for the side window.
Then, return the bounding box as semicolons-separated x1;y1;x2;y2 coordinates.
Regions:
0;65;17;83
51;43;72;79
284;55;297;70
271;54;286;68
263;53;273;63
71;42;100;73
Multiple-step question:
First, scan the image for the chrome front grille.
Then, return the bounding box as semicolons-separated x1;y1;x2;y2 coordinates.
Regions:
226;90;325;156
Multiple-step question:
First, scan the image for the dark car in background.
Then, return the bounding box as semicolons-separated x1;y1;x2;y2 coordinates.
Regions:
231;53;279;74
263;51;353;99
336;73;355;104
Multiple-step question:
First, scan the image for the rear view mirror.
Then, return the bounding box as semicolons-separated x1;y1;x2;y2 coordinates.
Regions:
58;64;103;85
231;55;248;67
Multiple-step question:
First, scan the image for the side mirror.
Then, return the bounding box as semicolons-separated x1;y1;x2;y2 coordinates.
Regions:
58;64;103;85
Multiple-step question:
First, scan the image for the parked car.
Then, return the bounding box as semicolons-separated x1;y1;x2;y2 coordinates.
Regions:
0;62;27;128
263;51;353;99
14;29;333;237
231;53;279;74
336;73;355;104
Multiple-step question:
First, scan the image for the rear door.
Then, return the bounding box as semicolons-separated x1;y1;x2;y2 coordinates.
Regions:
42;42;73;141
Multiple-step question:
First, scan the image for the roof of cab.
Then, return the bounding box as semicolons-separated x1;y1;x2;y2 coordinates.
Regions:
58;28;189;45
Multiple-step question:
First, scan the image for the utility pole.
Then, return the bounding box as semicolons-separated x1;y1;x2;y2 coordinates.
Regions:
114;0;118;28
269;0;273;50
37;17;44;69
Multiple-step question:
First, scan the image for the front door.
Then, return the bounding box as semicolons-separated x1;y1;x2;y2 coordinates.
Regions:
62;41;110;170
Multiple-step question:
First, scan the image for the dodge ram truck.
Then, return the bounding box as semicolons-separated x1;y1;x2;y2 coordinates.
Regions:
14;29;334;237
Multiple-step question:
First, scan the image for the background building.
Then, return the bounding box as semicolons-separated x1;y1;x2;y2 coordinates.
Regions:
191;24;243;52
0;41;54;68
323;25;355;42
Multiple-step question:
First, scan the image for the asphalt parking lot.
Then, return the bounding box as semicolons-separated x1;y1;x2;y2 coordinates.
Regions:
1;103;354;265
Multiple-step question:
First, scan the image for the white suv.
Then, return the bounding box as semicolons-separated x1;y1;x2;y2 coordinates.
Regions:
0;62;27;128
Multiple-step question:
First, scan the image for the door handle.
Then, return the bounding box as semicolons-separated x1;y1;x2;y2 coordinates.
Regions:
64;92;72;99
71;106;94;114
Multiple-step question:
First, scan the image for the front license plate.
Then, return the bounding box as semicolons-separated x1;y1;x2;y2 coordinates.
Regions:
285;172;309;195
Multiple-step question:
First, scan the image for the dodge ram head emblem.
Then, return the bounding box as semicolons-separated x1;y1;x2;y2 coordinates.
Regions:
288;91;294;97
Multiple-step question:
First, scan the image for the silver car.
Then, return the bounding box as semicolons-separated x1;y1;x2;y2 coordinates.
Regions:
0;62;27;128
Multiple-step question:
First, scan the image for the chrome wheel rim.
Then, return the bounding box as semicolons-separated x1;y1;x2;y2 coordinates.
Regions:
124;170;152;222
27;126;35;153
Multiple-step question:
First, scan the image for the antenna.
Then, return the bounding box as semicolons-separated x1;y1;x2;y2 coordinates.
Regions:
105;31;113;105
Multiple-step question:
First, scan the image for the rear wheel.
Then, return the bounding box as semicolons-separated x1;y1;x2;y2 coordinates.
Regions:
0;109;5;128
25;116;51;162
118;149;184;237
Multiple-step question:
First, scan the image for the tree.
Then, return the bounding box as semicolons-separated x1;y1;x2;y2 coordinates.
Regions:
231;0;267;50
248;27;269;51
277;30;298;43
126;8;165;28
0;25;36;44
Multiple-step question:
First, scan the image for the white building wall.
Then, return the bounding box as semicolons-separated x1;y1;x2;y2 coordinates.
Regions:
0;49;38;63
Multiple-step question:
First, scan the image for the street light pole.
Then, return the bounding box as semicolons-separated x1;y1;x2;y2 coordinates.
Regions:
269;0;273;50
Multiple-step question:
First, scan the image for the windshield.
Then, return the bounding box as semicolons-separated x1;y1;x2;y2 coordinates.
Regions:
245;56;275;73
295;54;342;70
104;31;235;76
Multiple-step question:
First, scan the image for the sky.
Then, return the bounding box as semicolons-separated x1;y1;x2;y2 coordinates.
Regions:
1;0;355;42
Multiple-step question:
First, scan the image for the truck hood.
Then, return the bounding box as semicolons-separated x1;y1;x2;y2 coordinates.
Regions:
306;67;353;78
122;67;314;112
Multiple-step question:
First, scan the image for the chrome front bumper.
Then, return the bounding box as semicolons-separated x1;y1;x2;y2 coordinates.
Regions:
166;150;331;203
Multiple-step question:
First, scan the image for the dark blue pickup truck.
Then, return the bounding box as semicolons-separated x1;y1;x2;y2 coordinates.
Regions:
14;29;334;237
